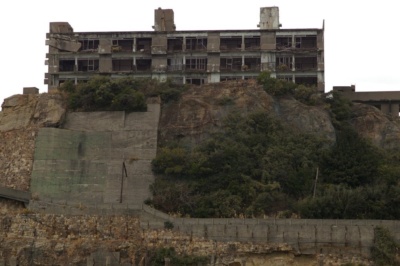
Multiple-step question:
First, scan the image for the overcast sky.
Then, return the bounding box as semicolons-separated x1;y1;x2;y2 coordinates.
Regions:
1;0;399;107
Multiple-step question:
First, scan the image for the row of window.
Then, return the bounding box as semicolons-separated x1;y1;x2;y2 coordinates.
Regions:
77;35;317;53
58;75;317;87
59;56;318;72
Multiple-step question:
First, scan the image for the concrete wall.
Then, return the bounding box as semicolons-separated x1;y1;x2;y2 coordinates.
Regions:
30;103;160;206
141;211;400;256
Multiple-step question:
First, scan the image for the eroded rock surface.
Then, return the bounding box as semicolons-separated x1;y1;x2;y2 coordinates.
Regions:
0;93;65;190
159;80;336;147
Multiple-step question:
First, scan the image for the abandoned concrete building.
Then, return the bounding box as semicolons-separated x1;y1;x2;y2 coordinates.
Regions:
45;7;325;92
333;85;400;116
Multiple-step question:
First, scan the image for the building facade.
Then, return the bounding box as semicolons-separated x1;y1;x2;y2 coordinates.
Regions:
45;7;325;92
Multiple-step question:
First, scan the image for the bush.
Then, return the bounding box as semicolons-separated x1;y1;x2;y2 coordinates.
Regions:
60;76;187;111
164;221;174;229
149;247;209;266
151;111;326;217
257;71;296;96
371;227;400;266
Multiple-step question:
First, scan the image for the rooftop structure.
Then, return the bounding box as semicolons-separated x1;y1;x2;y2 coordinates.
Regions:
45;7;325;92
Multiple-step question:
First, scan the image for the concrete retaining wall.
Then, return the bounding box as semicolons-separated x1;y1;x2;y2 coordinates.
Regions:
30;103;160;206
139;206;400;256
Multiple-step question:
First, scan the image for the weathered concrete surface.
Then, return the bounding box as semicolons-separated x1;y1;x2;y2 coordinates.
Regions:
30;102;160;206
0;212;374;265
141;211;400;258
0;186;31;203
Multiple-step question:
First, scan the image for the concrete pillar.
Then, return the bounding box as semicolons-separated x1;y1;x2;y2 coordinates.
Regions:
292;55;295;71
133;37;137;52
292;34;295;48
241;35;245;51
381;103;390;114
164;257;171;266
390;103;399;116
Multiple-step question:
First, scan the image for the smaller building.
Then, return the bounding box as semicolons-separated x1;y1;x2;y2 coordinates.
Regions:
333;85;400;116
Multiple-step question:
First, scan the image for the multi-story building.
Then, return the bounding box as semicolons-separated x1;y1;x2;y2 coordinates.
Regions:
45;7;325;92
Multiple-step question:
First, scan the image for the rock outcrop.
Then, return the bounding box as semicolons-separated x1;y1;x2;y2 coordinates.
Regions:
351;103;400;149
159;80;336;147
0;93;65;190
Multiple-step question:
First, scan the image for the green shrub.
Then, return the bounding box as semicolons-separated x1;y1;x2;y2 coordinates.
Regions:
164;221;174;229
149;247;209;266
371;227;400;266
59;76;186;111
257;71;296;96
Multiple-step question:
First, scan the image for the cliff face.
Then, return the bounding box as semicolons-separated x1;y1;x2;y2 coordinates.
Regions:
0;93;65;190
159;80;336;148
2;83;400;193
160;81;400;150
351;103;400;149
1;82;400;264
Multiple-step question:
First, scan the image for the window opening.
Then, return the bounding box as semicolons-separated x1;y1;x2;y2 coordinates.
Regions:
136;38;152;52
79;40;99;52
244;37;260;50
186;78;205;85
112;39;133;52
167;57;183;71
220;57;242;71
295;76;318;86
185;58;207;71
276;37;292;49
220;37;242;51
77;59;99;72
276;56;293;71
295;36;317;49
243;57;261;71
112;59;133;71
186;37;207;51
295;57;317;71
136;59;152;71
167;38;183;52
59;59;75;72
221;76;241;81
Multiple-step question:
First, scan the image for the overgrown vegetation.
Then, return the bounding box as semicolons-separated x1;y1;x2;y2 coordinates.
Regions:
148;73;400;219
148;247;209;266
371;227;400;266
150;110;327;217
59;76;187;111
257;71;323;105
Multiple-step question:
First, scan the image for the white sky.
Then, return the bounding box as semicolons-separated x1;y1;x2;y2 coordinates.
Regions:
1;0;400;107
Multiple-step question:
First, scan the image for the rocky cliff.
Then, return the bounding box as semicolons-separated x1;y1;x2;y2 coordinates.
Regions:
159;80;336;148
1;82;399;265
2;81;400;195
159;80;400;150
